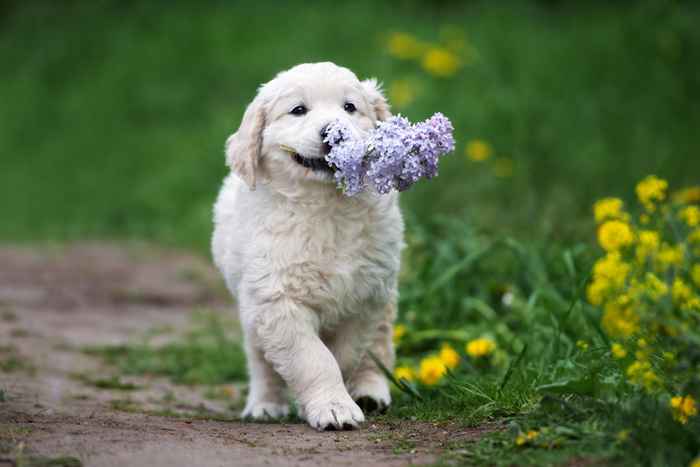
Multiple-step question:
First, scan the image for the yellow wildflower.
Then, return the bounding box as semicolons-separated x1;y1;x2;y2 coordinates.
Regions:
670;395;697;424
515;430;539;446
387;32;425;59
598;220;634;252
388;80;417;108
626;360;659;391
393;324;407;345
636;175;668;211
586;277;608;306
611;343;627;359
690;457;700;467
672;186;700;204
418;356;447;385
679;206;700;227
466;337;496;358
672;278;692;305
657;243;683;270
673;186;700;204
593;197;625;223
593;252;630;288
644;272;669;300
439;343;460;369
636;230;660;263
692;264;700;287
394;366;415;382
465;139;492;162
602;299;639;338
421;47;460;77
576;340;589;351
616;430;630;442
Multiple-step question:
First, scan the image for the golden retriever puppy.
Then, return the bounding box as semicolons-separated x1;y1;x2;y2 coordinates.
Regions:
212;62;403;431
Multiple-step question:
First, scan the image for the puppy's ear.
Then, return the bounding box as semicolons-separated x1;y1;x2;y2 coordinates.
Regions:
225;94;266;189
361;78;392;122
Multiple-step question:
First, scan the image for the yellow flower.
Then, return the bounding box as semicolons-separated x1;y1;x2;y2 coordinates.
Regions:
586;278;608;306
657;243;683;270
594;198;625;223
644;272;669;300
576;340;589;351
616;430;630;442
672;186;700;204
593;251;630;287
626;360;659;391
439;343;460;369
388;80;417;108
672;278;692;305
466;337;496;358
611;343;627;359
421;47;460;77
387;32;425;59
602;299;639;338
692;264;700;287
690;457;700;467
493;157;514;178
670;395;697;424
598;220;635;252
515;430;539;446
418;356;447;385
393;324;407;345
636;230;660;263
465;139;492;162
679;206;700;227
636;175;668;211
394;366;415;382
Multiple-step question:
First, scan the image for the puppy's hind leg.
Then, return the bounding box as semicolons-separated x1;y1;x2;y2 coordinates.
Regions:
346;302;396;414
241;330;290;420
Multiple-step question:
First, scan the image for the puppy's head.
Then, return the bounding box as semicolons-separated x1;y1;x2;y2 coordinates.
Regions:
225;62;391;191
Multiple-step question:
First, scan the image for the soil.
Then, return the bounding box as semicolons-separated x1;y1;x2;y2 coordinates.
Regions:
0;243;485;467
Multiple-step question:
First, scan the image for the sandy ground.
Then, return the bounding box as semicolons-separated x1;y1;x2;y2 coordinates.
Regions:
0;243;484;467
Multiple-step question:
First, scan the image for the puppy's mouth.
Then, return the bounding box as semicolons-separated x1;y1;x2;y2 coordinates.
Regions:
291;153;335;173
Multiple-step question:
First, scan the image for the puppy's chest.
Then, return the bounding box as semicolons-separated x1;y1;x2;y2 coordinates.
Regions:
264;205;399;314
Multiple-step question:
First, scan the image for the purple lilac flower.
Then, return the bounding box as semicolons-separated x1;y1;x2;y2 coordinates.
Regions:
324;112;455;196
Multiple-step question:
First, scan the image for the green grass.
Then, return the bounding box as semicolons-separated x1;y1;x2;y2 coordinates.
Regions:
85;311;246;385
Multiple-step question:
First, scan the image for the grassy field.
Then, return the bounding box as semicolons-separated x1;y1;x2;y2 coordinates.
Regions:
3;1;700;465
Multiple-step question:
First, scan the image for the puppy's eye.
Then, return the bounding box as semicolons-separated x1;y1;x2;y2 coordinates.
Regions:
290;105;307;116
343;102;357;114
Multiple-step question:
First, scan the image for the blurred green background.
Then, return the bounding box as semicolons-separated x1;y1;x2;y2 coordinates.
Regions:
1;0;699;252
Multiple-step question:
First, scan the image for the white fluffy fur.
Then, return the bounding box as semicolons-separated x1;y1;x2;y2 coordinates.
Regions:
212;62;403;431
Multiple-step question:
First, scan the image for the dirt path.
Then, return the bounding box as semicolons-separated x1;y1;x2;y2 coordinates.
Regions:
0;243;482;467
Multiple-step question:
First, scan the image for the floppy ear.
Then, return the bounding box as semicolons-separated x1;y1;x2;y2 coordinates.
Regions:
225;94;266;189
361;78;392;122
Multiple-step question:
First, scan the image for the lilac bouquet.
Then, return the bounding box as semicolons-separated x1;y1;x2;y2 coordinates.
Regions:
324;113;455;196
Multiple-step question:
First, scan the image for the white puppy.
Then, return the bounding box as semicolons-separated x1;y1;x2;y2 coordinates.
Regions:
212;62;403;431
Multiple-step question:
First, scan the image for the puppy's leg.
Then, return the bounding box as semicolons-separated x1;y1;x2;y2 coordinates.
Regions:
250;297;364;431
334;302;396;414
241;331;289;420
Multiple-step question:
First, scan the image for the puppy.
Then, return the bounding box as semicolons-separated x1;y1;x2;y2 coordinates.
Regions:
212;62;404;431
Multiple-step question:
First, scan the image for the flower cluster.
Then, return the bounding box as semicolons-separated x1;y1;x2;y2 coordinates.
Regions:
386;29;473;79
587;176;700;423
324;113;455;196
393;337;497;386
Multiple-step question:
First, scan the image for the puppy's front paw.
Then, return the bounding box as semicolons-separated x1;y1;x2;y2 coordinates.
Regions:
350;374;391;414
305;397;365;431
241;401;290;420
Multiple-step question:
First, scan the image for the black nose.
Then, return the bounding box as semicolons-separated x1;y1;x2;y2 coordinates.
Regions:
320;125;331;154
320;124;329;140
